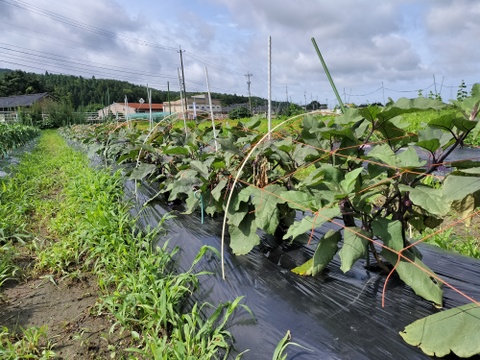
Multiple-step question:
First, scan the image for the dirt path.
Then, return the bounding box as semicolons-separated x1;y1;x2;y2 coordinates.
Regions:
0;274;122;359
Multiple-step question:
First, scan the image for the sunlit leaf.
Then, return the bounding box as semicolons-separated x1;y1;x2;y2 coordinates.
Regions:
340;167;363;194
251;184;285;234
283;207;340;241
400;303;480;358
398;184;447;217
442;175;480;203
228;212;260;255
292;230;341;276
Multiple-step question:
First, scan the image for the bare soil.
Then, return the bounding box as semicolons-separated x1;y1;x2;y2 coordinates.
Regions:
0;274;124;359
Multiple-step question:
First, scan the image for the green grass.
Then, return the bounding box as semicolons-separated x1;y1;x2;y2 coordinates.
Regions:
0;130;249;358
422;227;480;259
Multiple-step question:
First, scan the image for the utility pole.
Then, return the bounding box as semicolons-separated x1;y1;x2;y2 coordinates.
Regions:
178;46;188;114
285;84;289;113
245;73;253;112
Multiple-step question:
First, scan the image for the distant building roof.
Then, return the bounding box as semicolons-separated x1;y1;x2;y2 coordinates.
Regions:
0;92;51;108
128;102;163;111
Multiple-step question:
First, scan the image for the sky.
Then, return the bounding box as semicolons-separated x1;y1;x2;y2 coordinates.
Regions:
1;0;480;107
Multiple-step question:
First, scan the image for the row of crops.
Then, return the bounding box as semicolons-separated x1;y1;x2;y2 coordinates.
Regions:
0;123;40;157
60;90;480;358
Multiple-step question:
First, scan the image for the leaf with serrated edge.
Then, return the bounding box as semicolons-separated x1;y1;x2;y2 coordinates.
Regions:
400;303;480;358
251;185;285;234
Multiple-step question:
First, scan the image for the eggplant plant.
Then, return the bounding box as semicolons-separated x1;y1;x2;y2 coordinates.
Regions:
0;123;40;157
61;88;480;358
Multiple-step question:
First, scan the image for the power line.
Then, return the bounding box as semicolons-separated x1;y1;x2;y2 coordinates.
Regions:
0;0;179;51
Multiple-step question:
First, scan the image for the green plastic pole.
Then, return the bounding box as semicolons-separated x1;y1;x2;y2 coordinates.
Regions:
311;37;346;113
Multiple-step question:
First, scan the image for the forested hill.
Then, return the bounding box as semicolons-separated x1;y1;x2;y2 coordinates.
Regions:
0;69;254;111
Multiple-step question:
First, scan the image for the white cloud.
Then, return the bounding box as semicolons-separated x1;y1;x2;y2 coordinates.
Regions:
0;0;478;104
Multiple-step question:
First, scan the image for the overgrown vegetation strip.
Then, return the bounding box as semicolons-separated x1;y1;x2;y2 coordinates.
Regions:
0;130;247;359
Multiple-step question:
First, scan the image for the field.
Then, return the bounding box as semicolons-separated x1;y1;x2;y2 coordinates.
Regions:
1;92;480;358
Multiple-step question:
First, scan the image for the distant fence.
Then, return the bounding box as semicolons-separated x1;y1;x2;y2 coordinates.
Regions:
0;111;19;123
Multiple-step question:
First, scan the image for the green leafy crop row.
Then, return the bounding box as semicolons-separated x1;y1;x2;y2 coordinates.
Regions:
61;86;480;358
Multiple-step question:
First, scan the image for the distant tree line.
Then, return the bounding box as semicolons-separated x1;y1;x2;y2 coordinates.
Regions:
0;69;256;111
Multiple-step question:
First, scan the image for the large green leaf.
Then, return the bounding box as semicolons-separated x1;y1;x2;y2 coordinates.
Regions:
373;218;443;306
251;184;285;234
278;190;316;211
292;230;341;276
228;212;260;255
387;97;446;112
211;179;228;202
367;144;397;167
339;227;369;273
163;145;190;155
400;303;480;358
442;175;480;203
416;139;440;154
189;159;210;179
167;169;201;201
396;147;426;169
283;207;340;241
128;162;157;180
368;145;425;169
398;184;448;217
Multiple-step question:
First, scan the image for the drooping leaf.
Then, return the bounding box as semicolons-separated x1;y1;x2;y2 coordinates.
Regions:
400;303;480;358
228;212;260;255
339;227;370;273
217;137;242;155
442;174;480;204
373;218;443;306
184;190;199;214
292;230;342;276
128;162;157;180
250;184;285;234
283;207;340;241
398;184;447;217
211;179;228;202
452;117;478;132
167;169;201;201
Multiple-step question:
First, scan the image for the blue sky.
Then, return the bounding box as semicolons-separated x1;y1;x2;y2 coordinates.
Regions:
1;0;479;107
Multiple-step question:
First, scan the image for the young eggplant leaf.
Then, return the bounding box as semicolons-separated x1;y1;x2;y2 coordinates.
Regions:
400;303;480;358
